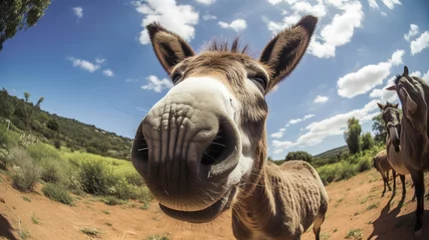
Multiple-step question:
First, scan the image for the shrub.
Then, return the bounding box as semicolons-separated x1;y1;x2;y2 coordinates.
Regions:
11;156;41;192
27;142;61;162
42;183;73;205
39;158;64;184
124;172;145;186
357;157;371;172
79;160;117;195
53;140;61;149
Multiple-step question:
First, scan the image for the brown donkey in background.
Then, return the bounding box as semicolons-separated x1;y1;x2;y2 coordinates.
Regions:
372;149;394;196
131;15;329;240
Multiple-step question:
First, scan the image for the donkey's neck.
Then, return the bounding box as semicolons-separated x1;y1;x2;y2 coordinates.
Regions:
231;161;289;239
401;116;429;170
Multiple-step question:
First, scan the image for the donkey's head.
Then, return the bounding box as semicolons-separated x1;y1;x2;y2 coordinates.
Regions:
386;66;428;137
131;15;318;224
377;101;401;152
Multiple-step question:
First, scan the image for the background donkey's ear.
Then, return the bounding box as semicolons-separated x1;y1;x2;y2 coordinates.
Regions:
259;15;318;92
403;66;409;76
146;23;195;74
377;103;385;110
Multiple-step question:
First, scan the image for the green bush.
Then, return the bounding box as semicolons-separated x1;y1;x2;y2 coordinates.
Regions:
39;158;64;184
124;172;145;186
42;183;73;205
27;142;61;162
10;149;41;192
78;160;117;195
357;156;371;172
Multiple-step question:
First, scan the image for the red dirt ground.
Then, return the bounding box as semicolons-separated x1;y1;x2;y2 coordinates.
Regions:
1;169;429;240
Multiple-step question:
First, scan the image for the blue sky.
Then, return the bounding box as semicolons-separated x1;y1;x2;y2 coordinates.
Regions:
1;0;429;159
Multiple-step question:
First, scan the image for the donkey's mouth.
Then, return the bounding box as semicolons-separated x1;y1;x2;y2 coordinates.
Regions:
159;186;237;224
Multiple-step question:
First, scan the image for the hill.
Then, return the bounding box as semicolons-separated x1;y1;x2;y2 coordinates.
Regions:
313;145;349;159
0;88;132;159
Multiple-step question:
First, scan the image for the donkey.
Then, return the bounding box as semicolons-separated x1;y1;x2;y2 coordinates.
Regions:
372;149;394;196
377;102;410;198
131;15;329;240
386;66;429;237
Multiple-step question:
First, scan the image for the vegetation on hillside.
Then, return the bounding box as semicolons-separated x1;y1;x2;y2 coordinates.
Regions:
0;88;133;159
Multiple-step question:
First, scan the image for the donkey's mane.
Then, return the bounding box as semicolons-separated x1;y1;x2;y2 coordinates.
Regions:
394;74;402;85
204;37;250;54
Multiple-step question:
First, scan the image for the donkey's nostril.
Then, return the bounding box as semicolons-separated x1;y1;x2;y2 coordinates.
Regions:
201;121;233;166
132;123;149;162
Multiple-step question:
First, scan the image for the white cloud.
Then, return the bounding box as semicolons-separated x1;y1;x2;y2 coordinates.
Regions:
368;0;401;9
272;100;380;153
73;7;83;19
203;14;217;20
195;0;215;5
66;57;100;73
307;1;364;58
369;76;398;103
286;114;315;126
410;71;422;78
95;58;106;64
337;49;405;98
381;12;387;17
103;69;114;77
410;31;429;55
271;128;286;138
134;0;199;45
265;0;326;35
218;19;247;32
404;24;419;41
422;69;429;82
368;0;379;9
141;75;173;93
314;95;328;103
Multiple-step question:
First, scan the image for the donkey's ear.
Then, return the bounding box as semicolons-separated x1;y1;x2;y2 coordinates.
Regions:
377;103;385;110
393;103;399;109
146;22;195;74
403;66;409;76
259;15;318;92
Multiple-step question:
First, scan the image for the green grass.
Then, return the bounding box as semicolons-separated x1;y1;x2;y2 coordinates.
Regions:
146;234;170;240
366;202;379;211
80;227;101;237
22;196;31;202
102;210;110;215
31;213;39;225
41;183;74;205
345;228;363;239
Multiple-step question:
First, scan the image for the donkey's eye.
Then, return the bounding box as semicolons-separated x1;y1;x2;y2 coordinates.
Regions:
171;72;182;84
249;75;267;90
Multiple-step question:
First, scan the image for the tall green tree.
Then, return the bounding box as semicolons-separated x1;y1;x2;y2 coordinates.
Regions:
23;92;30;103
344;117;362;154
0;0;52;51
27;96;44;131
285;151;313;163
361;132;375;151
372;113;386;143
0;88;15;118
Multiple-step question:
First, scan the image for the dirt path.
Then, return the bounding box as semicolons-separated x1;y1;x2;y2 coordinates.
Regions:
1;169;429;240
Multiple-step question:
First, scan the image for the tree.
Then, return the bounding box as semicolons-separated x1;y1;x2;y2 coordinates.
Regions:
372;113;386;143
27;96;44;130
285;151;313;163
0;88;15;118
23;92;30;103
361;132;374;151
0;0;52;51
46;119;59;131
344;117;362;154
